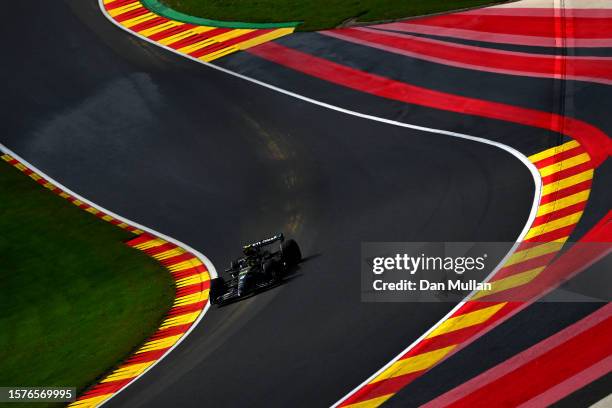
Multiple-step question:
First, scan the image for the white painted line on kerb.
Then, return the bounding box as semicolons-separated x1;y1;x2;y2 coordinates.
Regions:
99;2;543;405
0;142;217;407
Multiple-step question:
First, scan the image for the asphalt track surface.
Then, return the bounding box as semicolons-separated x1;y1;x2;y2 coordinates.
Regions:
217;24;612;406
2;1;576;407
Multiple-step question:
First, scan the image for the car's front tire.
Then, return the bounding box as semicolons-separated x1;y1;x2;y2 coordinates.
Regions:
209;277;226;304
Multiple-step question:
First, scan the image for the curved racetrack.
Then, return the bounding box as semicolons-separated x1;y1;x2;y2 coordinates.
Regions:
0;1;543;407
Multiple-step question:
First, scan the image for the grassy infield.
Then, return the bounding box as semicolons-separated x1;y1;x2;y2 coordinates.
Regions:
0;163;173;400
1;0;501;400
161;0;503;31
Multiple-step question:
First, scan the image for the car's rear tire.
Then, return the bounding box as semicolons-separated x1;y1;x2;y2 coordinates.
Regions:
281;239;302;266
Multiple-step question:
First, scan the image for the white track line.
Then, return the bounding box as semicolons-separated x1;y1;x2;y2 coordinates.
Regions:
64;2;543;405
0;142;217;407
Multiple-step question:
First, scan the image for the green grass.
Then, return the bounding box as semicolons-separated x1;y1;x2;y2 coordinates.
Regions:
0;162;174;406
160;0;505;31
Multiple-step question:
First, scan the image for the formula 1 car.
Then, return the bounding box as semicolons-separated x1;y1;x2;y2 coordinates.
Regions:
209;234;302;305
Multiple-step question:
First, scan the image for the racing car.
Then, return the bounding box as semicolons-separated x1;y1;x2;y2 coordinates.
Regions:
209;233;301;305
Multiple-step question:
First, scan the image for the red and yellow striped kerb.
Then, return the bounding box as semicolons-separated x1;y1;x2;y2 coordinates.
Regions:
1;153;211;408
338;140;595;407
1;154;145;235
104;0;294;62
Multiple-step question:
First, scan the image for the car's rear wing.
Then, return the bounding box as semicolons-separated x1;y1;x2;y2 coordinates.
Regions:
243;233;284;251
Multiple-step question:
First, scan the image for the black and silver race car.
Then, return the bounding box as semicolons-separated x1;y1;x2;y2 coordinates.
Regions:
209;233;301;305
